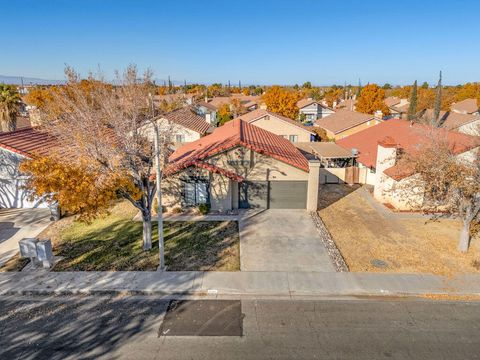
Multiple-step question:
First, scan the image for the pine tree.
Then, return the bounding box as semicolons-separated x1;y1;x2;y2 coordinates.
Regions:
407;80;418;121
432;71;442;126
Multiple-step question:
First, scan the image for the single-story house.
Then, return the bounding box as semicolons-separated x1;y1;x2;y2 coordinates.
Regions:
297;98;335;121
451;98;479;115
385;97;409;119
337;119;480;210
163;119;321;211
145;106;212;145
0;127;56;208
420;109;480;136
232;109;316;143
315;109;382;140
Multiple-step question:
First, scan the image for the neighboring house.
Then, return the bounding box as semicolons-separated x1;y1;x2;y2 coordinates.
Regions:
451;98;479;115
315;109;382;140
196;101;218;125
207;95;261;112
420;109;480;136
154;93;195;106
385;97;409;119
0;127;56;208
144;106;212;145
335;99;356;111
232;109;315;143
337;119;480;210
297;98;335;121
163;119;322;211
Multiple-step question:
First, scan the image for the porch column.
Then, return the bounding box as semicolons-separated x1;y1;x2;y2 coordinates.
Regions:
306;159;321;211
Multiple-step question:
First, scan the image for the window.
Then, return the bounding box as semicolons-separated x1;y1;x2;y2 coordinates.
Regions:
184;181;208;206
176;134;186;143
289;135;298;143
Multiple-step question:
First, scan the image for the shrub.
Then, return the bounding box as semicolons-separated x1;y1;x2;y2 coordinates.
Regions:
171;207;182;214
198;203;210;215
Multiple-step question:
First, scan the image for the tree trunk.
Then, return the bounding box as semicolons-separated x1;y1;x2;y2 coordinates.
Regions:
142;210;152;250
458;219;471;252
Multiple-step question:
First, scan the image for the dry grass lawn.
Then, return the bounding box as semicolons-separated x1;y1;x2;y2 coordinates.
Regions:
319;185;480;275
35;201;239;271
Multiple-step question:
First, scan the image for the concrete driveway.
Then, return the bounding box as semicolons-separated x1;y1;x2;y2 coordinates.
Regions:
0;208;51;265
239;210;335;272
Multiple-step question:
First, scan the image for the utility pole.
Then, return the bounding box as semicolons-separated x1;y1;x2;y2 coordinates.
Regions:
149;93;165;271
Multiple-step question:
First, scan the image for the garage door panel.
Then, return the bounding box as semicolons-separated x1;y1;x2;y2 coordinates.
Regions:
269;181;307;209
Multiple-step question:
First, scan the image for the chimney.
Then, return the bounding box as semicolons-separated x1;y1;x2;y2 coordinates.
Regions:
205;112;212;124
373;137;397;204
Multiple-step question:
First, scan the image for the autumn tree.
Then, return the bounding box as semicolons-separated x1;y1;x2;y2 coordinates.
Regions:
0;84;21;132
393;132;480;252
231;98;246;118
407;80;418;121
262;86;299;119
20;65;175;251
217;103;232;126
355;84;390;115
324;88;343;107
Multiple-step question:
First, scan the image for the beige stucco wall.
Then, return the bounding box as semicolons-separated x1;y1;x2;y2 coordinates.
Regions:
140;119;202;144
319;168;346;184
325;119;381;140
250;115;312;142
162;146;309;211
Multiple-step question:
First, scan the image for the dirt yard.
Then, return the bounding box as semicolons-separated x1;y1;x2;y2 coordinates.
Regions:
319;185;480;275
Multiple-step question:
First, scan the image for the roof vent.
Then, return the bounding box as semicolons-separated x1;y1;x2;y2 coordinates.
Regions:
351;148;359;156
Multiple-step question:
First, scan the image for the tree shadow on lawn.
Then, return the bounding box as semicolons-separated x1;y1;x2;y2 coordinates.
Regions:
0;296;169;360
52;220;239;271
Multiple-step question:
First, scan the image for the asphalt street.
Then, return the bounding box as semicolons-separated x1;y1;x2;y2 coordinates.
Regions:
1;295;480;360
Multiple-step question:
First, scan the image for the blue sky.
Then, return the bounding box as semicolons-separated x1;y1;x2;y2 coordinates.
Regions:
2;0;479;85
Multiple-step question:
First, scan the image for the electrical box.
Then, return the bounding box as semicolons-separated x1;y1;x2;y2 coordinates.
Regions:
36;239;53;264
19;238;38;258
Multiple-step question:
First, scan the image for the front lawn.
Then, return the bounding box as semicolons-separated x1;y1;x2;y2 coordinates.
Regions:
319;185;480;275
36;201;239;271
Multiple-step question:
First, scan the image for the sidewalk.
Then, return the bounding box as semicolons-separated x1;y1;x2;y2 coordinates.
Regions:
1;271;480;298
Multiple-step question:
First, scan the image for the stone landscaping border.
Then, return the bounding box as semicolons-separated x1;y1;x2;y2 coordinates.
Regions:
310;212;349;272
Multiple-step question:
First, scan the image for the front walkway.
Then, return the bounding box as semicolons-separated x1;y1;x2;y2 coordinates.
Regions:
0;208;51;266
239;210;335;272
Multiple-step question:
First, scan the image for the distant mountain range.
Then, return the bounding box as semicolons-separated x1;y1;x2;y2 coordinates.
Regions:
0;75;65;86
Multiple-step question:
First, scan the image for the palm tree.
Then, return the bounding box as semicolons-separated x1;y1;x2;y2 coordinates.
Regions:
0;84;21;132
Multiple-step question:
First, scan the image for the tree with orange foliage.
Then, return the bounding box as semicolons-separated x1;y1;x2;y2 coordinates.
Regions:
355;84;390;115
217;103;232;126
21;65;175;251
323;88;343;107
262;86;299;119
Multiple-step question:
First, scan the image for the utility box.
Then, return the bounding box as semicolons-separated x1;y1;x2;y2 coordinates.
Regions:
19;238;39;258
36;239;54;268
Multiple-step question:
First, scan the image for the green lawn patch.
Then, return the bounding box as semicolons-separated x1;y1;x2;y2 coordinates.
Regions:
48;201;239;271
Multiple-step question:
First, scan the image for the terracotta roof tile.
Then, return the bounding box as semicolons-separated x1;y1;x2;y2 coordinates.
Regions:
337;118;480;169
167;119;309;175
161;106;211;135
0;127;58;158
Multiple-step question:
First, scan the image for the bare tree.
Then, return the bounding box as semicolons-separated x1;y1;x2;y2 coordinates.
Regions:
35;65;175;251
392;130;480;252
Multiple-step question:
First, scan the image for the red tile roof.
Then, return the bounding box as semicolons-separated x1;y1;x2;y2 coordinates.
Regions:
233;109;315;134
160;106;211;135
167;119;310;176
337;119;480;170
0;127;58;158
